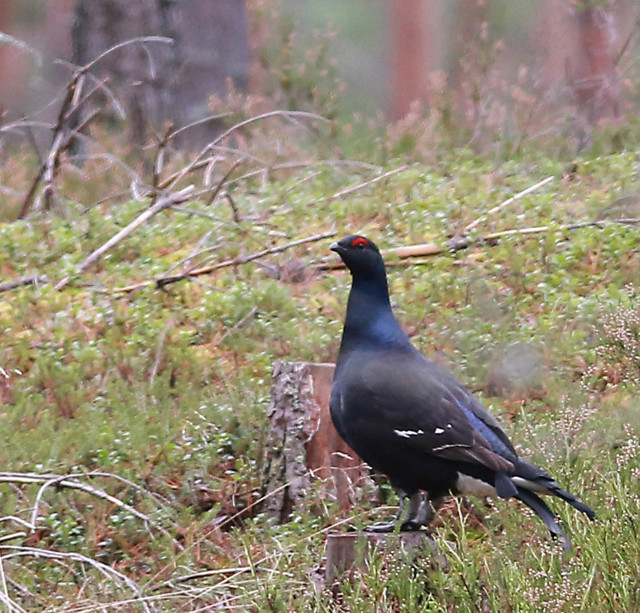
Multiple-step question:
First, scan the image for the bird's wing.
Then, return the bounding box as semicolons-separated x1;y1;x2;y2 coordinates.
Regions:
356;352;516;473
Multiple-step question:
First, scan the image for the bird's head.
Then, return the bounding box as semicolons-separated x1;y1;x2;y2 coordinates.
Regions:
330;235;386;279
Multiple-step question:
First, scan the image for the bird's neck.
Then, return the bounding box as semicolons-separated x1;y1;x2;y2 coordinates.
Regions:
338;276;410;356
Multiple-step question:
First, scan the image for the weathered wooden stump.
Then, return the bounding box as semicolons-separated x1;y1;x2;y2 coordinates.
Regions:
325;531;439;585
263;361;371;521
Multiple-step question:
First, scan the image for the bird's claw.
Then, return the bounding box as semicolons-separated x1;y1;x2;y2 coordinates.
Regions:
399;519;423;531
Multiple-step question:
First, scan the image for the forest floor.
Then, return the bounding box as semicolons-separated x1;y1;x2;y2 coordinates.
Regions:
1;146;640;611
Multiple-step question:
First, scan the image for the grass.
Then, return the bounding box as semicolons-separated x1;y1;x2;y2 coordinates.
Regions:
1;146;640;611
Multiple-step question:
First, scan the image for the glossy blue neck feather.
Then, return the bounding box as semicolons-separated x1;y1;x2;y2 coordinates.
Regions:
338;274;410;358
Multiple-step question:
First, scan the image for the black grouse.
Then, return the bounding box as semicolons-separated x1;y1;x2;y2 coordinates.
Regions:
329;234;594;549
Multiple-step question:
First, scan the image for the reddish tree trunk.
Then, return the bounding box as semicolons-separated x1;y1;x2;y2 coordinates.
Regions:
387;0;432;119
573;1;619;123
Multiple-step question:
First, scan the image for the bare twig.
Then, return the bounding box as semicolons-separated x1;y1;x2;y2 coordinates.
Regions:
0;546;153;613
217;307;258;345
205;157;246;206
162;112;234;144
316;164;409;204
149;319;174;388
0;548;24;613
0;472;154;530
18;78;77;218
158;111;329;191
0;275;49;295
0;472;168;535
210;110;330;149
0;32;42;65
0;532;25;546
83;36;173;72
54;186;195;290
480;217;640;240
16;37;173;220
225;193;241;223
463;175;555;233
111;230;337;294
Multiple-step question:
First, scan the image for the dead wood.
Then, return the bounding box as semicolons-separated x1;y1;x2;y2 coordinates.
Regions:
263;362;371;523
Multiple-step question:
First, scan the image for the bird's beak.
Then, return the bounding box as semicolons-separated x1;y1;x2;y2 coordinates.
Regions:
329;242;343;253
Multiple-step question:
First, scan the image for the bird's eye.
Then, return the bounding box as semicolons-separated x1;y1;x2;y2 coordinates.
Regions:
351;237;369;248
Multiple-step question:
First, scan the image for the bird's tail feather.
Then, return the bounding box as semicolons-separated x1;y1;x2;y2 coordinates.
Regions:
512;460;596;521
547;484;596;520
514;487;571;550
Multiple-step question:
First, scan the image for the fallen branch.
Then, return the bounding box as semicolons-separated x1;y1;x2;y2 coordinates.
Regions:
306;164;409;207
318;217;640;270
0;274;50;295
54;186;195;290
480;217;640;240
0;472;156;530
111;230;337;294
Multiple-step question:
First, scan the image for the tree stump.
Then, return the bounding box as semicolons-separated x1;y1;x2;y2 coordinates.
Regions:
263;361;371;522
325;531;440;585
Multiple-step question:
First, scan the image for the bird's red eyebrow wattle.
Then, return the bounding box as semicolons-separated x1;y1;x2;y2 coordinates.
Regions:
351;237;369;247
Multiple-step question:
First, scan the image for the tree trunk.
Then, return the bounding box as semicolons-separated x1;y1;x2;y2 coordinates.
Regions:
573;1;619;124
71;0;249;147
387;0;432;119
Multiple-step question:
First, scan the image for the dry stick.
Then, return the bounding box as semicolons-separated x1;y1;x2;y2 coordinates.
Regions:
226;159;381;189
205;156;245;207
149;320;174;388
0;275;49;295
319;164;409;203
111;230;337;294
54;186;195;291
82;36;173;73
217;306;258;345
463;175;555;233
318;217;640;270
300;164;409;208
17;36;173;220
0;554;23;613
0;473;152;529
17;74;80;218
162;112;234;144
19;75;97;217
481;217;640;240
0;534;25;546
0;547;152;613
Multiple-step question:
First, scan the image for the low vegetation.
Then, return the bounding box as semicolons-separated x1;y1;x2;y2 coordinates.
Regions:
1;136;640;611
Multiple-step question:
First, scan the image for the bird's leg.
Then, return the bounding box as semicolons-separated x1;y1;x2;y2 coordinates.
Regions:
400;491;426;531
400;493;444;531
364;491;409;533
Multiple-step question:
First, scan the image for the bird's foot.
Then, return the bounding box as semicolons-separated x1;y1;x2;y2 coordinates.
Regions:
399;519;424;531
363;521;398;533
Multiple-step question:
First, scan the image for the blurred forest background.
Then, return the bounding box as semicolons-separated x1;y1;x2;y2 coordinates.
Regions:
1;0;639;153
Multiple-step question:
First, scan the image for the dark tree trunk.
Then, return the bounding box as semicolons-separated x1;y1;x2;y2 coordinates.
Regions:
71;0;249;147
